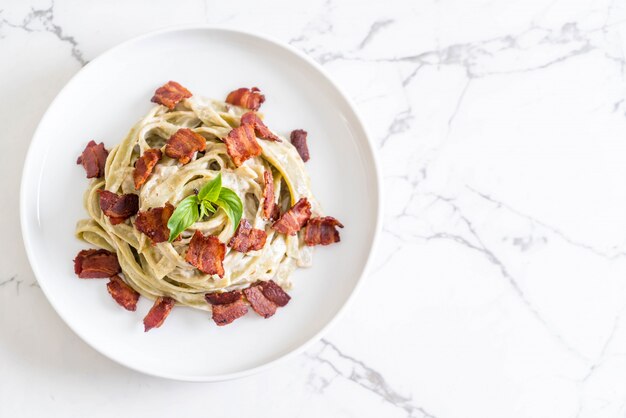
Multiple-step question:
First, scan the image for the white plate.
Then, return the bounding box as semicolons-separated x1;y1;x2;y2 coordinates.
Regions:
20;26;381;381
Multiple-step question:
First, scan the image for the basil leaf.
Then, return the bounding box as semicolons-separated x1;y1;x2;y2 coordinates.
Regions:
198;201;216;219
197;173;222;203
199;203;208;220
167;195;200;242
215;187;243;230
205;201;216;213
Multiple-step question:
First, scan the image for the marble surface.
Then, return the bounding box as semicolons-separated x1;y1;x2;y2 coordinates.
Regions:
2;0;626;416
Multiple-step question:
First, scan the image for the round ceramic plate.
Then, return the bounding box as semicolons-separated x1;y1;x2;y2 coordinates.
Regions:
20;26;381;381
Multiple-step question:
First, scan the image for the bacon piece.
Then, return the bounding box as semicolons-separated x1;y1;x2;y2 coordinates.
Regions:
143;297;176;332
151;81;192;110
290;129;310;162
212;299;249;326
262;170;275;220
223;124;262;167
77;140;108;178
133;148;162;189
272;198;312;235
243;285;277;318
135;203;176;244
165;128;206;164
240;112;280;142
270;205;281;222
228;219;267;252
258;280;291;307
106;275;140;311
73;249;120;279
99;190;139;225
225;87;265;111
185;231;226;277
304;216;344;246
205;290;243;305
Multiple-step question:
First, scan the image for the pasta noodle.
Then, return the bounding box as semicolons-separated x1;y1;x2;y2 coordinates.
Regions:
76;95;320;311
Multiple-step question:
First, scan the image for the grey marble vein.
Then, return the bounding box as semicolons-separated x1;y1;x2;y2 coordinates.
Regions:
0;274;23;295
291;14;397;66
402;64;424;87
288;0;335;49
303;19;626;84
370;20;626;149
0;275;17;287
370;242;403;275
451;194;591;360
0;0;86;66
446;78;471;133
308;339;437;418
574;315;622;418
581;315;620;383
358;19;395;49
387;191;590;362
511;235;547;252
467;186;626;260
380;107;414;147
333;28;509;72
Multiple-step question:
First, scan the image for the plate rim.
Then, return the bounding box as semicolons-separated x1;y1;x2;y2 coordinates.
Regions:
19;24;383;382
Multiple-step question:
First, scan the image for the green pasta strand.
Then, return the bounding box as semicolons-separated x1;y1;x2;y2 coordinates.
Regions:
75;95;319;310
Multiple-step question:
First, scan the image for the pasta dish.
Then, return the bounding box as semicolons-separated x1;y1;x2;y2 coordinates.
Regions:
73;82;343;330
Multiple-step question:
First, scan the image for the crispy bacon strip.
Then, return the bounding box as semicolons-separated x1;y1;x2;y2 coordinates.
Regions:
212;299;249;326
99;190;139;225
241;112;280;142
225;87;265;111
73;249;120;279
258;280;291;307
185;231;226;277
270;205;281;222
290;129;310;162
106;275;140;311
135;203;176;244
151;81;192;109
243;285;277;318
262;170;275;220
205;290;243;305
77;140;108;178
228;219;267;252
165;128;206;164
223;124;262;167
143;297;176;332
272;198;312;235
133;148;162;189
304;216;344;246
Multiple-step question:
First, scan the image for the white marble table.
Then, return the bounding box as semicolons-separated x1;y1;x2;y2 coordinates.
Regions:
2;0;626;416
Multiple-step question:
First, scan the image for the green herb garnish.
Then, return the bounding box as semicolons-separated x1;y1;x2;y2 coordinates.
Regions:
167;173;243;242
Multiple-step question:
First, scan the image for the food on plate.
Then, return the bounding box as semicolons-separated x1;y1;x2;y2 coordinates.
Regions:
107;275;140;311
73;249;120;278
304;217;344;246
228;219;267;252
272;198;312;235
225;87;265;111
74;81;342;331
143;297;176;332
98;190;139;225
133;148;162;189
290;129;310;162
151;81;192;109
134;204;176;244
164;128;206;164
77;140;108;178
211;299;248;326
